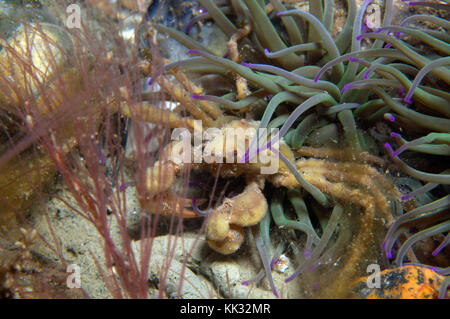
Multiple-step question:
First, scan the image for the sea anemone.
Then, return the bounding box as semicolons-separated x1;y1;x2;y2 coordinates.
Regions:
141;0;449;298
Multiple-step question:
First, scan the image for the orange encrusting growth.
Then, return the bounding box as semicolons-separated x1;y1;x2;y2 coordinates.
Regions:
352;265;447;299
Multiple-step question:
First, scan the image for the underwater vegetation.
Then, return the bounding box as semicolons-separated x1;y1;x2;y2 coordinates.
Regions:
0;1;155;297
0;0;448;298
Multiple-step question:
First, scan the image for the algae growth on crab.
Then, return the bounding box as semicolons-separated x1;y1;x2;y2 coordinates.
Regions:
0;0;448;299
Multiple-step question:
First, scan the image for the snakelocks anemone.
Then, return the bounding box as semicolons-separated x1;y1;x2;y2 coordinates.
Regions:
137;0;449;298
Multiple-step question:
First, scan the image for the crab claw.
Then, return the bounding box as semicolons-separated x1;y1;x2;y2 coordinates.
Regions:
139;161;203;218
206;211;230;242
228;181;267;227
143;189;201;218
205;179;268;254
145;162;176;195
206;225;245;255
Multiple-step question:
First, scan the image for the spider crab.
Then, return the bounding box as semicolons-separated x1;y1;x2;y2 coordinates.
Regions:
137;117;293;254
134;104;398;256
130;58;399;257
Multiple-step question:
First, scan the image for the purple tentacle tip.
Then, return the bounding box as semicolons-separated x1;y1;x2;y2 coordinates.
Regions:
241;61;252;67
348;56;358;62
341;84;350;93
404;98;412;104
384;143;394;154
382;242;392;258
264;48;270;56
356;34;363;41
401;195;410;201
187;49;199;55
304;249;311;259
384;43;392;48
276;11;286;17
191;94;200;99
390;132;401;138
386;114;396;122
241;280;250;286
148;77;153;86
432;241;447;257
269;259;276;269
